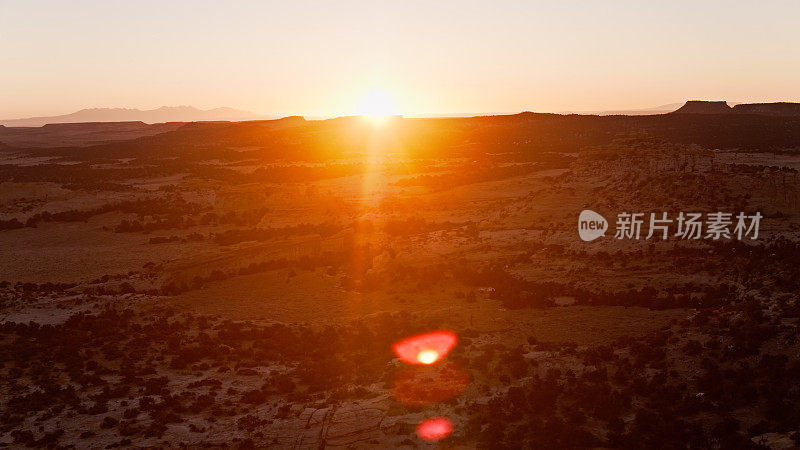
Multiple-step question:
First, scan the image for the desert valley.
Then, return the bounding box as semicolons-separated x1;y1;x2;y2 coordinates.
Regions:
2;103;800;448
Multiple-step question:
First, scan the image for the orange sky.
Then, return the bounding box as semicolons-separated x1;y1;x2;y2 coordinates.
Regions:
2;1;799;118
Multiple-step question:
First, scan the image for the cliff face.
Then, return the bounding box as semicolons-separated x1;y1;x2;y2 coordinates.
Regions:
733;102;800;116
672;101;732;114
673;101;800;116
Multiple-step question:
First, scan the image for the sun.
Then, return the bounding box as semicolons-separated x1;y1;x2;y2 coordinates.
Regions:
358;89;397;124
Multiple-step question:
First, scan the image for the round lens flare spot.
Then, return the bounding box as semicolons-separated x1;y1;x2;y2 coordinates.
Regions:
416;349;440;365
392;330;457;365
416;417;453;441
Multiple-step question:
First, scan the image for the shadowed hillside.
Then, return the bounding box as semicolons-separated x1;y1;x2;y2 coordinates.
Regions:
12;111;800;162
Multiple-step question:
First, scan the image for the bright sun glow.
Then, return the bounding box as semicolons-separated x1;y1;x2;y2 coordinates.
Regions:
358;89;397;124
416;349;440;365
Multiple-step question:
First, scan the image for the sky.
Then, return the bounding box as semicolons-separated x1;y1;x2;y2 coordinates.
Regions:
2;0;800;118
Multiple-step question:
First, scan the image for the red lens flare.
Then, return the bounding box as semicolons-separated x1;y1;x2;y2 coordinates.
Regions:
392;330;457;365
416;417;453;441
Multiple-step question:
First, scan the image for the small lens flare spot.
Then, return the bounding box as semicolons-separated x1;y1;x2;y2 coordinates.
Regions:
392;330;457;365
417;349;439;365
416;417;453;441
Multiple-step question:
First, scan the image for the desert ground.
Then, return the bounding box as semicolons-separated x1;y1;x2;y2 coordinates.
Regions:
2;113;800;448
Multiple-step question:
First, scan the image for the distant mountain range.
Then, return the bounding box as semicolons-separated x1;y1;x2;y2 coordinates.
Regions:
0;106;271;127
3;101;800;129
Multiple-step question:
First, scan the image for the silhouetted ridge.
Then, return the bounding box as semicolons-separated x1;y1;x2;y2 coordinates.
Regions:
673;100;800;116
733;102;800;116
40;121;148;130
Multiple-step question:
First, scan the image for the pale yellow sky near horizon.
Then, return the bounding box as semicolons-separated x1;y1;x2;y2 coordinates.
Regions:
2;0;799;119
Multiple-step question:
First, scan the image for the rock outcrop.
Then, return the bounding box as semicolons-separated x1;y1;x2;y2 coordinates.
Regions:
672;101;733;114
